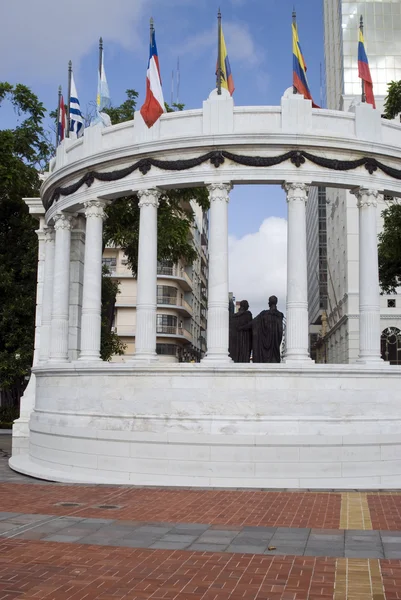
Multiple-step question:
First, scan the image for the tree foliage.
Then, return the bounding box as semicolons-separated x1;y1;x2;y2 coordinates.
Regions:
100;267;126;360
378;203;401;294
0;83;52;406
383;81;401;120
103;91;210;275
103;89;139;125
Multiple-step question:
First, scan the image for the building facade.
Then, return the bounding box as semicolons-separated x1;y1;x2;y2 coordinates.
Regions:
103;201;208;362
307;0;401;363
325;0;401;113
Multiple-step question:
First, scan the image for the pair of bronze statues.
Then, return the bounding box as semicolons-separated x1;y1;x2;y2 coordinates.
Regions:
229;296;284;363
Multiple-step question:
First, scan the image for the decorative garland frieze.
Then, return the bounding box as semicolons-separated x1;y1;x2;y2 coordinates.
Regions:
44;149;401;210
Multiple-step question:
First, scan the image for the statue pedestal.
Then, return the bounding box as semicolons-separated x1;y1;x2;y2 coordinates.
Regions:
10;361;401;489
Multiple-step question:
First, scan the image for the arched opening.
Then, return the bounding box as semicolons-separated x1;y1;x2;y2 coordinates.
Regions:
381;327;401;365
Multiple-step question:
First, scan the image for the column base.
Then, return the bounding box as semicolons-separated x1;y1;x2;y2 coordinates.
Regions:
284;354;314;365
201;353;233;365
48;357;70;363
356;356;385;365
78;354;102;362
131;353;159;365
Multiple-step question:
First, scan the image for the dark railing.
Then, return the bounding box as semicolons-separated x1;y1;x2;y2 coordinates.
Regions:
157;325;177;335
157;295;177;305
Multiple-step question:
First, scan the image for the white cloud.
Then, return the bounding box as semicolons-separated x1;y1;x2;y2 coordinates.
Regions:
0;0;148;81
229;217;287;317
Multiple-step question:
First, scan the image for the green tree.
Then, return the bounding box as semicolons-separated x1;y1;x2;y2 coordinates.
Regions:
100;267;126;360
383;81;401;120
0;83;52;407
102;91;209;278
378;202;401;294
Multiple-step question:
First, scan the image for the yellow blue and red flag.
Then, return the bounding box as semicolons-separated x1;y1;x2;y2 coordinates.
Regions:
218;26;235;96
292;18;319;108
358;27;376;109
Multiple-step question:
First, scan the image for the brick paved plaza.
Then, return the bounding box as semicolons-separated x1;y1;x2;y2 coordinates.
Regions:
1;435;401;599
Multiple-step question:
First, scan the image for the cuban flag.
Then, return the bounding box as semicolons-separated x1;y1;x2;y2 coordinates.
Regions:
58;94;67;143
69;73;84;138
140;23;166;128
358;28;376;109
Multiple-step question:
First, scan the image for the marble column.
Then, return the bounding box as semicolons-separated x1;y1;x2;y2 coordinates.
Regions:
49;213;74;362
79;200;108;361
39;225;55;362
352;188;383;363
283;182;312;363
202;183;232;364
134;189;161;362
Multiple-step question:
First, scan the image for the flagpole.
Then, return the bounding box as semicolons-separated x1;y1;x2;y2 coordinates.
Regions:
99;36;103;77
177;57;180;104
292;9;297;95
360;16;366;103
56;85;62;148
217;8;222;95
67;60;72;138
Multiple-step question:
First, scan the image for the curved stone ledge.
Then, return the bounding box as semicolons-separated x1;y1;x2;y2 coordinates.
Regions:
10;365;401;489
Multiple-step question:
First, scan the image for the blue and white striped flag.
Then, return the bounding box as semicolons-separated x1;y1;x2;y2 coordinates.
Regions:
69;73;84;138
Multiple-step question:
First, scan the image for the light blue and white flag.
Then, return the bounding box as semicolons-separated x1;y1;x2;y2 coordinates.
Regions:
69;73;84;138
97;52;111;112
93;51;112;127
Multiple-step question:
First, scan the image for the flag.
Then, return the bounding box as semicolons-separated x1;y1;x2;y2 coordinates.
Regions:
292;19;319;108
69;73;84;138
58;94;67;143
140;23;165;128
92;49;112;127
97;51;111;112
358;28;376;109
218;26;235;96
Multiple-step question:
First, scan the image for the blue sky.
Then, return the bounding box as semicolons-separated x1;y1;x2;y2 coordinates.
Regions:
0;0;325;312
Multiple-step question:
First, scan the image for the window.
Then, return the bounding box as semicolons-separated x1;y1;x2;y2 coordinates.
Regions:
102;257;116;270
156;343;178;356
157;314;177;334
157;286;177;305
388;299;396;308
157;260;174;275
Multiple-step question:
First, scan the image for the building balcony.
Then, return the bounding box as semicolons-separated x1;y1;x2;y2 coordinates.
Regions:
157;265;192;291
115;296;193;318
110;326;192;343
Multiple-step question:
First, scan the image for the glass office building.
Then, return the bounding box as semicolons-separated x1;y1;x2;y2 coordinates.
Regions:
324;0;401;111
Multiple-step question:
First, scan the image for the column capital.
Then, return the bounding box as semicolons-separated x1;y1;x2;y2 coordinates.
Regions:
137;188;161;208
282;182;310;202
351;187;380;208
43;225;55;243
206;182;233;202
84;199;109;219
53;213;75;231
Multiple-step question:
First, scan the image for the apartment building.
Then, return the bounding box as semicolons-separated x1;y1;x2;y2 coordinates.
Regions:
305;0;401;363
103;201;208;362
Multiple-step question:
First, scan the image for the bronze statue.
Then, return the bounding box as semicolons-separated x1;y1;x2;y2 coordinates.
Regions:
241;296;284;363
229;300;252;363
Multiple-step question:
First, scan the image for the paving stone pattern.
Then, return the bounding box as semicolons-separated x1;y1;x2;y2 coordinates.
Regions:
0;538;337;600
3;448;401;597
0;511;400;559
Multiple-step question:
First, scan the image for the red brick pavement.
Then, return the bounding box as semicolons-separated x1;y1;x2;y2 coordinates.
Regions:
380;559;401;600
0;484;342;529
368;494;401;531
0;538;336;599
